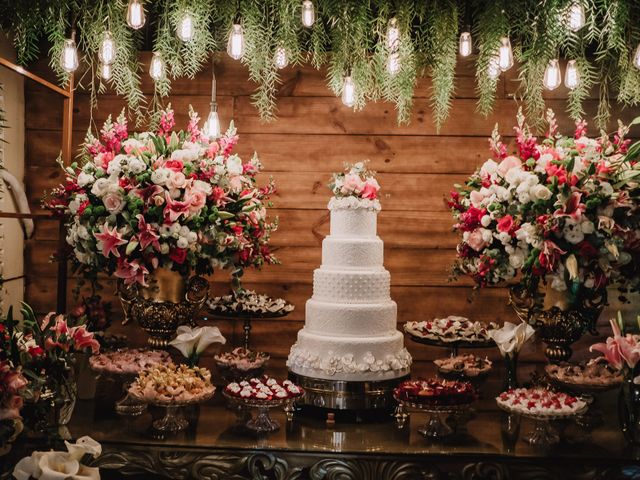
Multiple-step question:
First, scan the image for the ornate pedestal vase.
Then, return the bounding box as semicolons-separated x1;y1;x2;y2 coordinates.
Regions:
119;269;209;348
509;286;606;363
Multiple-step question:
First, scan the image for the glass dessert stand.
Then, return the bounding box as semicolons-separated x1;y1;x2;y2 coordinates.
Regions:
497;403;587;447
223;391;302;434
93;370;147;417
545;373;620;431
131;390;215;434
208;310;292;350
394;397;473;439
213;351;271;383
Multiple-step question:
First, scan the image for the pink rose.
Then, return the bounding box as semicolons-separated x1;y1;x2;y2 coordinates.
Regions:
497;215;515;234
103;191;125;214
469;190;485;206
168;171;187;190
467;229;488;252
164;159;184;172
341;173;365;195
361;178;380;200
184;187;207;215
497;156;522;176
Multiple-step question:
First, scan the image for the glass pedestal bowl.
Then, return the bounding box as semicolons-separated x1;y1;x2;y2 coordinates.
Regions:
132;390;215;434
394;398;474;439
223;391;302;434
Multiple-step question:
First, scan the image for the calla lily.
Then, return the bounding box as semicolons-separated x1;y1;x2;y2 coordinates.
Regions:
489;321;535;357
170;325;226;365
72;465;101;480
565;254;578;280
65;436;102;461
13;452;45;480
38;452;80;480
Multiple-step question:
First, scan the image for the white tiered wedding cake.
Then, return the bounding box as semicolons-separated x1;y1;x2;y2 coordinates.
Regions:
287;163;411;382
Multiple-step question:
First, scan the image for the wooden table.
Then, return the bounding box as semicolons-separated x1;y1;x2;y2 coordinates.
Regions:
63;377;640;480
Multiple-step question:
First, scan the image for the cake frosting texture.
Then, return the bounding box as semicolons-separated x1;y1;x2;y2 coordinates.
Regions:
287;196;411;381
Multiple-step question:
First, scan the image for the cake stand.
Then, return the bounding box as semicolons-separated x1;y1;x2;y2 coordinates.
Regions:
223;391;302;433
545;370;621;430
207;309;292;350
131;390;215;434
497;402;587;447
394;397;473;439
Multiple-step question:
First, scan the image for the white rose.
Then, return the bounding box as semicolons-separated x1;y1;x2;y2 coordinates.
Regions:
177;237;189;248
509;249;525;269
480;228;493;244
226;155;243;175
122;138;145;151
193;180;213;195
77;172;94;187
127;157;146;174
90;178;111;197
496;231;512;245
107;159;122;176
480;215;491;227
77;225;90;240
187;231;198;243
160;243;170;254
480;159;499;178
102;191;125;214
600;181;614;196
581;220;595;234
151;168;171;185
531;184;552;201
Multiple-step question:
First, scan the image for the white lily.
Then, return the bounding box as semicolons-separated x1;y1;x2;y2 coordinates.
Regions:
170;325;226;365
488;321;535;357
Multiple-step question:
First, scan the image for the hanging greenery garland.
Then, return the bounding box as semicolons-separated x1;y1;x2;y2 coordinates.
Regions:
1;0;639;129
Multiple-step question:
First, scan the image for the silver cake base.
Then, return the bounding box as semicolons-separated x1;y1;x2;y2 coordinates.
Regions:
288;372;409;411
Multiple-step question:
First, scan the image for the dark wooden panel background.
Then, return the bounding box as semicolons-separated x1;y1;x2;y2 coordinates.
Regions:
23;53;640;378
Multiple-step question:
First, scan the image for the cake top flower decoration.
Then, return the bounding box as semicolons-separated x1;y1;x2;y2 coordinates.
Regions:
329;161;380;200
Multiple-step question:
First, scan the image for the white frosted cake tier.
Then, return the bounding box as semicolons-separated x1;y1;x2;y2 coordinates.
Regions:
330;209;378;238
312;268;390;303
287;329;411;381
322;236;383;269
305;299;397;336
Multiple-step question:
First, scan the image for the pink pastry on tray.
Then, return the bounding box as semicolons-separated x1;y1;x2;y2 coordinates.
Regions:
496;387;587;416
89;348;171;375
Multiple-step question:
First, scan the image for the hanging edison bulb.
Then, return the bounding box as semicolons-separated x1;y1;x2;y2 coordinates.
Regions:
227;24;245;60
498;37;514;71
567;2;586;32
177;13;195;42
100;63;112;80
60;38;79;73
487;55;500;80
341;75;356;107
387;52;400;75
204;107;221;139
634;44;640;70
564;60;580;90
127;0;146;29
543;59;562;90
98;31;116;65
275;47;288;69
301;0;315;28
459;32;472;57
149;52;165;81
386;18;400;51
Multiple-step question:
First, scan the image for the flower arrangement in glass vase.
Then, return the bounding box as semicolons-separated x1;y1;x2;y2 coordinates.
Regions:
449;108;640;361
0;305;100;436
43;105;278;287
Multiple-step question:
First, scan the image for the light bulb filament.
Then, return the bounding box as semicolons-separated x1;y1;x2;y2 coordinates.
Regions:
301;0;315;27
227;24;245;60
459;32;472;57
127;0;146;29
341;76;356;107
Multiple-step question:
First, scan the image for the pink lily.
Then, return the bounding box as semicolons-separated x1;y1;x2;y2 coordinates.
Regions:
136;215;160;251
163;192;190;223
94;224;127;258
114;257;149;286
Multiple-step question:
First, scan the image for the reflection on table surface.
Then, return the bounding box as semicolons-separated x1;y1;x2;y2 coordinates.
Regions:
68;373;639;462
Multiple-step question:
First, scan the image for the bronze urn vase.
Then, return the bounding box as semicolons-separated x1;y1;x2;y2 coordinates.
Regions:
118;269;209;347
508;284;606;363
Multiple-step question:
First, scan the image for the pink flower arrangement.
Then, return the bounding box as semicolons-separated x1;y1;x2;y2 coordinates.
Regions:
0;360;27;421
590;316;640;373
450;108;640;300
44;105;278;286
330;161;380;200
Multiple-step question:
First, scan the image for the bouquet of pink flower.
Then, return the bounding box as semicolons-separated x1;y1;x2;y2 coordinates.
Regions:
329;161;381;200
0;360;27;422
44;105;278;286
590;314;640;375
450;108;640;301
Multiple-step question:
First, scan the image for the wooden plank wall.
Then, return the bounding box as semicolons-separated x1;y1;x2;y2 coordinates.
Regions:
23;53;640;377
